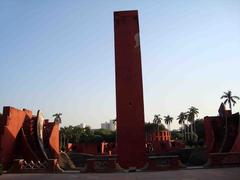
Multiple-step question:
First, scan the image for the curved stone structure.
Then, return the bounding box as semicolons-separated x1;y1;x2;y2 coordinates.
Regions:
37;111;48;160
0;106;60;171
204;104;240;167
204;104;240;153
0;107;31;169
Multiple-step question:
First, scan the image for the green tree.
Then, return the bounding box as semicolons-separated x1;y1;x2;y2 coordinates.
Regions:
145;122;165;133
145;122;156;133
153;114;162;131
219;91;239;151
94;129;116;142
60;127;66;150
59;124;116;152
221;90;239;111
171;130;183;140
72;126;85;143
145;122;165;143
187;106;199;140
60;126;74;150
177;112;187;141
164;115;173;130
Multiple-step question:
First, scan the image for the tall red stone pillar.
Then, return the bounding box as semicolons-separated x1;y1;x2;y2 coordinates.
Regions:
114;10;147;169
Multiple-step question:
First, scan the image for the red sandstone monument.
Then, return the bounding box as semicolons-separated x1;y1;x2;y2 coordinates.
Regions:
3;10;239;174
204;103;240;167
114;10;147;169
0;106;60;172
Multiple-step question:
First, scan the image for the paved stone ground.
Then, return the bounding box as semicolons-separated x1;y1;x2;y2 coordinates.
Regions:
1;167;240;180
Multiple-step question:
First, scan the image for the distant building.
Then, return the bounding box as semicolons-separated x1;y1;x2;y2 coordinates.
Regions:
101;122;109;129
78;123;85;128
101;120;116;131
146;130;171;142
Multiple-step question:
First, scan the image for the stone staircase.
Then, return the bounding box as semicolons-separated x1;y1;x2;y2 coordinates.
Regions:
68;152;94;167
59;152;77;170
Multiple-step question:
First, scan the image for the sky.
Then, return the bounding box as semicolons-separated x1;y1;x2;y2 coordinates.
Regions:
0;0;240;130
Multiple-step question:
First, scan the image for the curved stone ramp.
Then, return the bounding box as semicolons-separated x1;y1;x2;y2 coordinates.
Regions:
68;152;94;167
220;113;239;152
59;152;79;170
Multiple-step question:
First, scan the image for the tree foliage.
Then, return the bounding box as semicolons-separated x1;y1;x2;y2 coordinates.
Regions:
60;125;116;150
221;90;239;110
171;130;183;140
145;122;166;133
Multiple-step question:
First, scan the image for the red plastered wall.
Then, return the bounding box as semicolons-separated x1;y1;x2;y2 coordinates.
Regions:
0;107;32;169
114;10;147;169
49;122;60;158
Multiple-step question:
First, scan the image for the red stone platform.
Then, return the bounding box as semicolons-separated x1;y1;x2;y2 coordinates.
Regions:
83;155;183;172
83;155;117;173
206;152;240;167
147;156;182;171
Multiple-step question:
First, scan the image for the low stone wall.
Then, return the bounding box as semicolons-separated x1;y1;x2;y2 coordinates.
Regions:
83;155;183;172
147;155;182;171
84;155;117;173
206;152;240;167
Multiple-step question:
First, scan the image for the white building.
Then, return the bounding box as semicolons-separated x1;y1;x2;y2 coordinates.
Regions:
77;123;86;128
101;120;116;131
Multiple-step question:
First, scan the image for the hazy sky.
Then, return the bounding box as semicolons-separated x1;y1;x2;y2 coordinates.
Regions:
0;1;240;129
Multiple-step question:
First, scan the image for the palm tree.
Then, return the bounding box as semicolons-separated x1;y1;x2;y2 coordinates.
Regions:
221;90;239;111
153;114;162;131
220;91;239;151
187;106;199;141
60;127;65;151
60;126;70;151
177;112;187;141
164;115;173;131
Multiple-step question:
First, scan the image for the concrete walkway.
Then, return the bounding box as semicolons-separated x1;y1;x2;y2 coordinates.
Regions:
1;167;240;180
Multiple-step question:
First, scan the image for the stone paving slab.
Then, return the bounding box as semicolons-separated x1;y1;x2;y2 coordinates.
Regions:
1;167;240;180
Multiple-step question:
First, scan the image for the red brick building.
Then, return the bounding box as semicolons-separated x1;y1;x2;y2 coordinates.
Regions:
146;131;171;142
